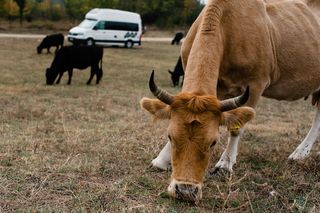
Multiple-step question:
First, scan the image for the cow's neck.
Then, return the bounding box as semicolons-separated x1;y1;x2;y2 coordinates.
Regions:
182;2;224;97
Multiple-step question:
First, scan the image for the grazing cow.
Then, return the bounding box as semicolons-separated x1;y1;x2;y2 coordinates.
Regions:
37;33;64;54
141;0;320;202
46;45;103;85
171;32;184;45
168;56;184;87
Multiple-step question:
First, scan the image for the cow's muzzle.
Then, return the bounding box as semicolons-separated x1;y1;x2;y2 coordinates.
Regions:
168;179;202;202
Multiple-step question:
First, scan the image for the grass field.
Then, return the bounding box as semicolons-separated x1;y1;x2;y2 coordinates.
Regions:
0;37;319;212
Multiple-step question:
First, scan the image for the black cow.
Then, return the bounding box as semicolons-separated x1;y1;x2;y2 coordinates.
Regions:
168;56;184;87
46;45;103;85
171;32;184;45
37;33;64;54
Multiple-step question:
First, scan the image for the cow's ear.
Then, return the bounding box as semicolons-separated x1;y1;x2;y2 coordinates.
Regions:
168;70;173;74
140;97;171;120
221;107;255;133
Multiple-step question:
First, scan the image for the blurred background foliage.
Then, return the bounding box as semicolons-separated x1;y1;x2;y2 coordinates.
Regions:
0;0;205;28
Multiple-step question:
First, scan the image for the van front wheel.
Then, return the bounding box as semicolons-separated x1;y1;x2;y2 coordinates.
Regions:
125;40;133;48
86;38;95;46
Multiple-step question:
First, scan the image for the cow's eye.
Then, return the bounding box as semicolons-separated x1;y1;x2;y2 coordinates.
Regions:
168;135;172;141
210;140;217;148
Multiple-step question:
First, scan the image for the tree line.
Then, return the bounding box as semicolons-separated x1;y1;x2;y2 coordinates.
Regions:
0;0;204;27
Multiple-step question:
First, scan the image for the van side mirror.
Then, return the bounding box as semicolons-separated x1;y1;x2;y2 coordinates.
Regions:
93;26;98;30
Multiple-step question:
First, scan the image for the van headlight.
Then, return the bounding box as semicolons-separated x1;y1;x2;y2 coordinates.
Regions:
69;33;84;36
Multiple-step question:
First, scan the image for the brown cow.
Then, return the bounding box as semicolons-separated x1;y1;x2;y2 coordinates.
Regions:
141;0;320;202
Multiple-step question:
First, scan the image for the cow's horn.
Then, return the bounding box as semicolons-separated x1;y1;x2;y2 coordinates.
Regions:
220;86;250;112
149;70;174;105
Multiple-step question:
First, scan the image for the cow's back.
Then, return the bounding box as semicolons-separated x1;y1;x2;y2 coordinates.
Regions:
263;0;320;100
181;0;320;100
68;46;103;69
42;34;64;47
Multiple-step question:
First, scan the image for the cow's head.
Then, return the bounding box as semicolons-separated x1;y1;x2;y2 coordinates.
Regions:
141;71;255;202
37;46;42;54
45;68;58;85
168;70;180;87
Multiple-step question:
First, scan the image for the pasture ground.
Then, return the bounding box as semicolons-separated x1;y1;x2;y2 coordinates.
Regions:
0;38;319;212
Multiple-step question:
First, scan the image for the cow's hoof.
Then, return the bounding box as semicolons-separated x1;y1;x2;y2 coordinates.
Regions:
288;149;310;161
151;158;171;171
146;164;166;172
206;167;231;180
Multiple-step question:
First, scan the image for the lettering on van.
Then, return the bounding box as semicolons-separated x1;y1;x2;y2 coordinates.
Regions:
125;32;138;38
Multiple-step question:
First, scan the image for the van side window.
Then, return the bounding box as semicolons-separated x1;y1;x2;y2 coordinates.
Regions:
94;21;106;30
105;21;139;31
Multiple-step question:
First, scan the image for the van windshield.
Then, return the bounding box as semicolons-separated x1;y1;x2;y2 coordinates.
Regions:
79;19;97;29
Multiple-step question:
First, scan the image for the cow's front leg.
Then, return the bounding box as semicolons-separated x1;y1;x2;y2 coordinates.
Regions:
67;69;73;85
214;128;244;172
288;106;320;160
87;67;95;85
56;72;63;84
96;68;103;84
151;141;171;170
213;80;266;173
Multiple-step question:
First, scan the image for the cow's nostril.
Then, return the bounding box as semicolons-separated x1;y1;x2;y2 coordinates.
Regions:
175;184;200;201
175;184;179;193
194;186;198;195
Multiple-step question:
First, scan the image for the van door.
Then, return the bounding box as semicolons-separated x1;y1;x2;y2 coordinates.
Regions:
105;21;139;44
92;21;113;43
105;21;124;44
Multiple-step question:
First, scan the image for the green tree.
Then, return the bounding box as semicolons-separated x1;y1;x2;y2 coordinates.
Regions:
64;0;85;20
0;0;6;16
2;0;20;23
183;0;203;25
13;0;25;25
0;0;204;28
91;0;118;8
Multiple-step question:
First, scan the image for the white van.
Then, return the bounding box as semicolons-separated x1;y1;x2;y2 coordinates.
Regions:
68;8;142;48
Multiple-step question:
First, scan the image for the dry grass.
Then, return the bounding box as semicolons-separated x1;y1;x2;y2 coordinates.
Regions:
0;19;75;34
0;37;319;212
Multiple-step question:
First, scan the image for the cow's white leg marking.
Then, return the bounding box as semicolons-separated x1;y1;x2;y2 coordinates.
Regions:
288;107;320;160
215;128;244;172
151;141;171;170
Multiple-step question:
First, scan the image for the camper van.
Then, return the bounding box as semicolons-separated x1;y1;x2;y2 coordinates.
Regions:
68;8;142;48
